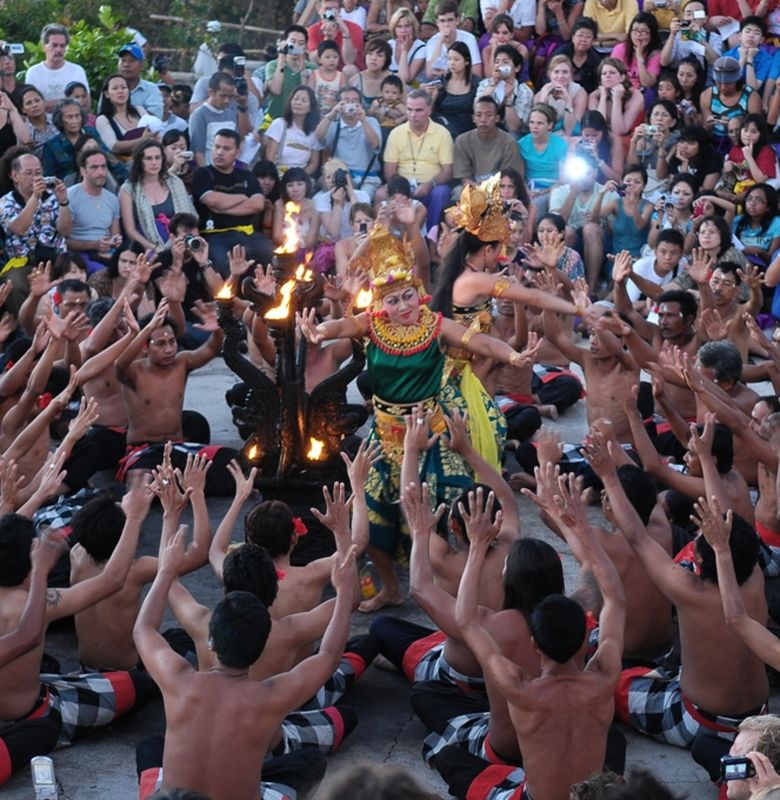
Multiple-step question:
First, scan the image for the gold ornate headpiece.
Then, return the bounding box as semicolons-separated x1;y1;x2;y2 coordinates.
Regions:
447;173;510;245
367;224;421;298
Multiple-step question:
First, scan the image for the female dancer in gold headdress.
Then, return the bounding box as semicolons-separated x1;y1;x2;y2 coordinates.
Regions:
431;175;585;469
298;225;536;612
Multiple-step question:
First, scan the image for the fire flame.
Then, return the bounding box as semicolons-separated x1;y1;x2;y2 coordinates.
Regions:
295;264;314;282
306;437;325;460
354;289;373;309
274;202;301;255
264;279;296;320
216;282;233;300
246;443;260;460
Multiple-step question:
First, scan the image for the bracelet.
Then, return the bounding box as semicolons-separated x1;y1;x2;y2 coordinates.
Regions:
747;61;755;66
58;200;69;206
460;326;479;347
492;275;511;297
237;106;248;113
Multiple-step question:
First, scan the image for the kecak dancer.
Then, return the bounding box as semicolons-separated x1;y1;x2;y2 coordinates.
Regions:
298;224;537;612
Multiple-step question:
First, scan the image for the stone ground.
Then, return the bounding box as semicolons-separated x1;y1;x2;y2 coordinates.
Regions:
3;356;775;799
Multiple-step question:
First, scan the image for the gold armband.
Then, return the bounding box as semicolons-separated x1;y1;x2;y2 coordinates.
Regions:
460;326;479;348
492;276;511;298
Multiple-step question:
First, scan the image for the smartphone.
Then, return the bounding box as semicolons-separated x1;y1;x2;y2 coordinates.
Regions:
693;9;706;17
359;222;368;234
31;755;57;800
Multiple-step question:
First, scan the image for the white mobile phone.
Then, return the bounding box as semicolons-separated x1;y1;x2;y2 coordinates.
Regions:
31;756;58;800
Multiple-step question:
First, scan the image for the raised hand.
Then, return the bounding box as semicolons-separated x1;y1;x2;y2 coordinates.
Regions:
145;299;170;331
737;263;765;292
0;280;12;309
401;480;445;536
34;449;68;502
583;428;617;480
404;404;438;452
611;250;633;285
177;452;212;496
444;407;470;455
28;261;54;298
554;471;589;531
51;366;79;414
297;307;325;344
156;270;187;304
253;264;277;296
597;311;631;338
159;524;193;575
66;396;100;440
311;481;352;533
227;459;257;504
228;244;255;278
31;528;70;574
687;248;714;284
458;486;502;547
0;312;17;344
536;427;563;467
191;300;219;332
341;439;381;490
690;494;731;553
699;307;728;341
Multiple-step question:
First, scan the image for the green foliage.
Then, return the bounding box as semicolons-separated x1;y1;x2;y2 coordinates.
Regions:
20;5;131;97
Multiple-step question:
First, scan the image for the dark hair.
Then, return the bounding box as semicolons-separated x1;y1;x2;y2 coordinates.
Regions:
656;228;685;250
491;13;515;31
758;395;780;414
208;71;235;92
737;183;778;237
58;278;89;297
222;543;279;609
19;84;44;108
436;0;459;15
386;174;412;197
432;230;500;316
77;147;107;171
86;296;115;326
365;37;392;70
0;514;35;586
129;139;168;184
73;492;125;562
244;499;295;557
283;23;309;41
676;56;707;109
580;110;612;164
208;590;271;668
572;17;598;36
445;40;472;82
657;288;698;320
530;594;586;663
64;80;89;98
252;160;280;202
669;172;699;198
616;465;657;525
604;768;682;799
52;98;86;132
712;260;741;285
107;242;144;279
168;212;200;235
623;13;662;67
504;537;564;615
688;420;734;473
657;69;682;101
741;113;770;155
695;513;759;585
535;212;565;240
51;251;87;280
572;771;625;800
381;74;404;93
499;167;531;205
217;41;245;57
494;43;522;72
214;128;241;148
697;340;742;385
280;167;311;201
317;39;340;57
741;14;766;32
162;128;188;148
349;201;375;221
622;162;647;185
475;95;500;113
697;214;732;258
648;98;679;129
97;74;140;120
283;86;320;135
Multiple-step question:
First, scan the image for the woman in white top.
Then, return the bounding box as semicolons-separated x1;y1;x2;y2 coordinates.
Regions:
263;86;322;176
387;8;426;85
95;74;148;161
533;55;587;136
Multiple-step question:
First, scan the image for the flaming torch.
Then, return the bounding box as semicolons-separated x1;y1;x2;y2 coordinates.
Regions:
306;437;325;461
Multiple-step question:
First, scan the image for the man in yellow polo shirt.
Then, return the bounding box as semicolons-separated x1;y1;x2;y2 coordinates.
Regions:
382;88;454;230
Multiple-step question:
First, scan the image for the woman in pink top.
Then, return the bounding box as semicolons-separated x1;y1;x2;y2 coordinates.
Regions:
611;13;663;90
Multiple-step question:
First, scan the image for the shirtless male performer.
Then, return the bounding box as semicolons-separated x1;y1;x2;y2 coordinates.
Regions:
133;526;358;800
0;483;156;785
590;430;769;753
430;482;625;800
115;298;237;494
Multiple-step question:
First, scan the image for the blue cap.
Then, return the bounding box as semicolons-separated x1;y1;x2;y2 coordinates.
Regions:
118;43;144;60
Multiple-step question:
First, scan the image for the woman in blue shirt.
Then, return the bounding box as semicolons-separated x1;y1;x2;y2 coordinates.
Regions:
733;183;780;268
518;103;568;214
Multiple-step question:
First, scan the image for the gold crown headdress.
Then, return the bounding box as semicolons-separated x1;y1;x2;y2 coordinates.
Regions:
367;224;421;298
447;174;510;245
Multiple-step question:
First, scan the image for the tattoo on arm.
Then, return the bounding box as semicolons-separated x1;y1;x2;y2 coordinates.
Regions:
45;589;62;608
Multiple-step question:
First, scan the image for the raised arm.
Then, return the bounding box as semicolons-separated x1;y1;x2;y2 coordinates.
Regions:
115;300;170;386
209;460;257;581
695;496;780;668
340;439;380;557
445;408;520;537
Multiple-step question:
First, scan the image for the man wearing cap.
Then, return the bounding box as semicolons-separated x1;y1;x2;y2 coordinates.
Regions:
117;43;163;118
700;57;762;148
25;24;89;112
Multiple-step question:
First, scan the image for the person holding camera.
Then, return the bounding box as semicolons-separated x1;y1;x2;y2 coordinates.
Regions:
476;45;532;135
307;0;366;78
534;54;588;135
315;158;371;244
190;43;261;121
0;152;71;313
66;149;122;274
659;0;723;69
189;72;252;168
266;25;316;121
315;86;382;199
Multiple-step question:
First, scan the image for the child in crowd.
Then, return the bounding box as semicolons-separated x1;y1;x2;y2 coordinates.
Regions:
309;40;347;116
368;75;408;146
273;167;319;251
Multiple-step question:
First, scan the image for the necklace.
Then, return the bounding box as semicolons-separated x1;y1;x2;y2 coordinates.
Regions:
369;304;441;355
